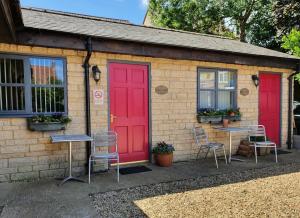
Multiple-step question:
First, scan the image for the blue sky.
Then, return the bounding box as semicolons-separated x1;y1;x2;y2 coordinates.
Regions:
20;0;149;24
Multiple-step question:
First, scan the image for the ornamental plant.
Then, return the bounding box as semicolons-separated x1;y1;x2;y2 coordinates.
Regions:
152;141;175;154
197;109;225;116
29;114;72;124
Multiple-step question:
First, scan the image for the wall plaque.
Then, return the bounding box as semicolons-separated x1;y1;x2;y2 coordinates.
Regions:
240;88;249;96
155;85;168;95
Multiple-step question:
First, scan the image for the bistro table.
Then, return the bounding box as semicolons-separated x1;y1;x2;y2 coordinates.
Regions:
50;134;93;185
213;127;250;163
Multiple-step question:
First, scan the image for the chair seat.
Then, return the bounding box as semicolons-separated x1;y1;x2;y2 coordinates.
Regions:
203;142;224;148
252;141;276;147
91;152;119;159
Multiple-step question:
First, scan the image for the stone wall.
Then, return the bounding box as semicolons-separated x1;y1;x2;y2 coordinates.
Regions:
0;43;293;182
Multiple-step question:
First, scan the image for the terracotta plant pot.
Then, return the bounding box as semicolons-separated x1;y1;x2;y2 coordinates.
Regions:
155;153;173;167
229;112;235;116
223;119;229;128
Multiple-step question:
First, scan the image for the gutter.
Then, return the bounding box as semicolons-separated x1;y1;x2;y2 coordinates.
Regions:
82;37;92;171
287;63;300;149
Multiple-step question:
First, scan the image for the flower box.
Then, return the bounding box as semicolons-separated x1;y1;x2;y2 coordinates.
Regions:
197;115;223;123
28;121;66;132
224;115;242;122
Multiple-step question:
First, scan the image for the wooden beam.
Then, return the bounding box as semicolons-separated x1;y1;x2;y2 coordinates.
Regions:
0;0;17;42
16;29;299;70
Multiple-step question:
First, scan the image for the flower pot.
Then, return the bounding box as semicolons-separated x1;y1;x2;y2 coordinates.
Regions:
28;121;66;131
155;153;173;167
223;119;229;128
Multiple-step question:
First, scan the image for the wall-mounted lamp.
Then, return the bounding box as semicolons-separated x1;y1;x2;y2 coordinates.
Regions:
92;65;101;83
251;75;259;88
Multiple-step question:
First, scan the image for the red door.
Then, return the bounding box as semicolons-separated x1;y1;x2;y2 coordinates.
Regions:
259;73;281;146
109;63;149;163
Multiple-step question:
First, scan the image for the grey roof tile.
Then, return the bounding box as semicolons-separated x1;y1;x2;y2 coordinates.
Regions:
21;8;299;60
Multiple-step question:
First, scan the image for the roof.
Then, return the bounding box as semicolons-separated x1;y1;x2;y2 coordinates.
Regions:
20;7;299;61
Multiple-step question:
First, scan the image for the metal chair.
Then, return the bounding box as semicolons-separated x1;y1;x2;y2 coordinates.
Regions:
193;127;227;168
88;131;119;184
248;125;278;164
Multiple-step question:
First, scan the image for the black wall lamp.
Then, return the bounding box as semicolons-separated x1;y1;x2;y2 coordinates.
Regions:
251;75;259;88
92;65;101;83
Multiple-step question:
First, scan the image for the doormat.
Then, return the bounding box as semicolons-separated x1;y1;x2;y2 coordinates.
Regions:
0;206;4;216
270;150;292;155
119;166;152;175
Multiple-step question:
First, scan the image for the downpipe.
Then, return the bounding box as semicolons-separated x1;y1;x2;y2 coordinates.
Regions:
83;37;92;172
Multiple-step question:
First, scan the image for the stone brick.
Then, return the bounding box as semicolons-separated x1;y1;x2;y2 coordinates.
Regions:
11;172;39;181
39;169;65;178
1;145;28;154
0;174;10;182
9;157;37;167
18;166;33;173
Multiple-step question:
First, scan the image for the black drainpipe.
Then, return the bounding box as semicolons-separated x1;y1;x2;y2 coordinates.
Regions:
83;37;92;171
287;63;300;149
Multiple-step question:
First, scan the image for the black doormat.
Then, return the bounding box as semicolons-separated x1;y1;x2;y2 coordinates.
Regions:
119;166;152;175
271;150;292;155
0;206;4;216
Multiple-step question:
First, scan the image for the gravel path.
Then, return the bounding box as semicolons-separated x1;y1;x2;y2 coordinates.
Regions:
92;163;300;217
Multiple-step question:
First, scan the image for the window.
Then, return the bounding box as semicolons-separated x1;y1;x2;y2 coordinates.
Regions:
197;68;237;111
0;54;67;116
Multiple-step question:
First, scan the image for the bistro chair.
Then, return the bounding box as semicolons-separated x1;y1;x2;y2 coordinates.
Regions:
88;131;119;184
193;127;227;169
248;125;278;164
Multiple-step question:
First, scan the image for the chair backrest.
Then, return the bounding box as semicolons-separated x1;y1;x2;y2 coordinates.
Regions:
92;131;118;154
193;127;209;145
248;125;267;142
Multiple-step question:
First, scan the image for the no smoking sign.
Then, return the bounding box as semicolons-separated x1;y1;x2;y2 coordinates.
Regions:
93;89;104;105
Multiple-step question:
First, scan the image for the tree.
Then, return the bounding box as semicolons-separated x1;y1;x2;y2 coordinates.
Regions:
282;28;300;82
273;0;300;37
148;0;233;37
148;0;276;43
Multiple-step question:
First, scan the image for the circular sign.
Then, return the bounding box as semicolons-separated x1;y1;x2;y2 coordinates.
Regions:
155;85;168;95
240;88;250;96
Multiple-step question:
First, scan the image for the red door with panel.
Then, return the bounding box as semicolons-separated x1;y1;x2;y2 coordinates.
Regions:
109;63;149;163
259;73;281;146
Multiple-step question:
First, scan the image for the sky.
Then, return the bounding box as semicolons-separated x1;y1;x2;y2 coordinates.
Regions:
20;0;149;24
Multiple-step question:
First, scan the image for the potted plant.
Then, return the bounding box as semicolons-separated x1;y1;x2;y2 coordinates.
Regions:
197;109;224;123
152;141;175;167
224;108;242;121
27;114;72;131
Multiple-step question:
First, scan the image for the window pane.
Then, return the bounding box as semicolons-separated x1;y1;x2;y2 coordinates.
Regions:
32;87;65;113
0;58;25;112
199;91;215;109
30;58;64;85
218;91;235;109
218;71;235;89
199;72;215;89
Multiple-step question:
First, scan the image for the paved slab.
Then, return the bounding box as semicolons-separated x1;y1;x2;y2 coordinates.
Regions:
0;150;299;218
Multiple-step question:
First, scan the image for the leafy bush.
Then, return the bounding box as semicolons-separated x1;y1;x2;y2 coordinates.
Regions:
29;114;72;124
152;141;175;154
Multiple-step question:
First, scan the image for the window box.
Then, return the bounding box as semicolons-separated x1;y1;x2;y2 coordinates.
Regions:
27;114;71;132
197;115;223;123
28;121;66;131
224;115;242;122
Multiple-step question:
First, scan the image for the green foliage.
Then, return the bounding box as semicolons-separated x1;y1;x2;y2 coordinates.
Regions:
148;0;233;37
152;141;175;154
282;28;300;83
197;109;225;116
29;114;72;124
273;0;300;37
282;29;300;57
148;0;277;44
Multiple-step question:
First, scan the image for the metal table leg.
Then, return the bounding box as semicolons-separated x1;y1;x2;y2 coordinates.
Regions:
59;141;85;186
228;131;245;163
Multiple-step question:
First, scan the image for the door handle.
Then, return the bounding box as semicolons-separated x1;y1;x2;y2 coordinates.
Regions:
110;114;117;123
